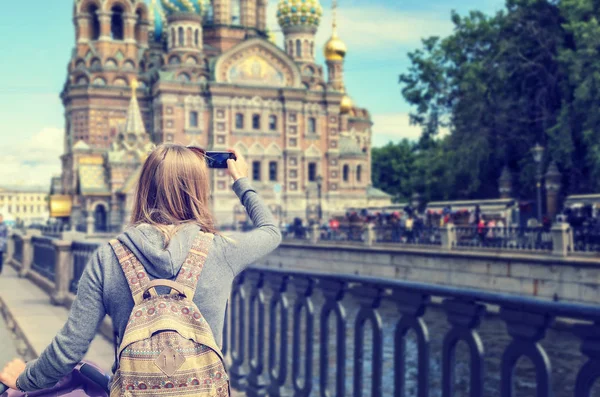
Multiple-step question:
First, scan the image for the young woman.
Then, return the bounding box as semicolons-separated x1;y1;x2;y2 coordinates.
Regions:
0;144;282;393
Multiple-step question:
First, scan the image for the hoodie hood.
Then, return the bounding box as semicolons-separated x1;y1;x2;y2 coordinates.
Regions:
117;223;202;279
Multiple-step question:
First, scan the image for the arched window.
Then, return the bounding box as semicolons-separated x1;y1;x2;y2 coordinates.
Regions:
88;5;100;40
343;165;349;182
252;114;261;130
310;42;314;57
194;29;199;47
231;0;241;24
269;162;278;182
178;73;191;82
303;40;309;57
186;27;193;46
269;115;277;131
296;39;301;57
110;5;124;40
235;113;244;129
171;28;175;48
134;9;143;43
178;27;184;46
288;40;293;56
357;165;362;182
308;162;317;182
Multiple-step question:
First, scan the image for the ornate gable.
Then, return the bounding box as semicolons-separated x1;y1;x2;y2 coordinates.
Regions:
214;38;302;88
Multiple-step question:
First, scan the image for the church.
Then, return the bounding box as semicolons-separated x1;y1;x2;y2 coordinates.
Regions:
49;0;391;231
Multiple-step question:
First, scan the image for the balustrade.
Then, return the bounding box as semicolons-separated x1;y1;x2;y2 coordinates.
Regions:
70;241;100;294
6;231;600;396
31;236;56;282
12;234;23;266
226;267;600;397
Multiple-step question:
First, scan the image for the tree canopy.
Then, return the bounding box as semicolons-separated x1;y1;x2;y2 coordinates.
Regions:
373;0;600;203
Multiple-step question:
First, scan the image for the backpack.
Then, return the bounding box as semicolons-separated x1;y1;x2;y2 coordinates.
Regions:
108;232;229;397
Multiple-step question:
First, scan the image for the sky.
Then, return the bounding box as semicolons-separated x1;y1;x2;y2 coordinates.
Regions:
0;0;506;189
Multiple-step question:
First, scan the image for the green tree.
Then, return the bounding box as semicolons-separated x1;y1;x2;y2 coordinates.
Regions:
371;139;417;202
399;0;576;200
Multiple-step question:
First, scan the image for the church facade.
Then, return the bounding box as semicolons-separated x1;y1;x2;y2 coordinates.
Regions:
51;0;390;231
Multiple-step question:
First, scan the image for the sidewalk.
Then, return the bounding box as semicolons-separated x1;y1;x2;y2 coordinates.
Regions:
0;265;114;371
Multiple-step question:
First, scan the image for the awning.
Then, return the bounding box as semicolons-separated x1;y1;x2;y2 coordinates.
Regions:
49;195;72;218
564;194;600;208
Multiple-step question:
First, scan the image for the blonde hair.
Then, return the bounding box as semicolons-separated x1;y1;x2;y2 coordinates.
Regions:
130;143;217;246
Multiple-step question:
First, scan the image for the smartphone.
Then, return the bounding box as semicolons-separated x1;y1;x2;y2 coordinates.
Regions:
206;151;236;169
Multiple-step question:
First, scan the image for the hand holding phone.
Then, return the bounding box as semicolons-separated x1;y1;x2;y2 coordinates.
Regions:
224;149;248;182
205;151;236;169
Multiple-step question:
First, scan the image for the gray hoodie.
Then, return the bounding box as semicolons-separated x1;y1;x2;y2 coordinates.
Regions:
18;177;282;391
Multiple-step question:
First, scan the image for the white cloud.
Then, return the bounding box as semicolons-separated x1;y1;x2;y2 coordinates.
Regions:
267;4;454;53
0;127;63;189
371;113;449;147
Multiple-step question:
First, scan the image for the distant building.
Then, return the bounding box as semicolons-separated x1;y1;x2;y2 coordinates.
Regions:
50;0;391;232
0;188;49;226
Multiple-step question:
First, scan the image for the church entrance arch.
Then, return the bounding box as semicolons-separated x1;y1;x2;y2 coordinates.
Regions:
93;203;108;232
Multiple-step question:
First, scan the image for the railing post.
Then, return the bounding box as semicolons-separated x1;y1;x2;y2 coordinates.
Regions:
440;225;456;250
19;230;40;278
574;323;600;396
50;240;73;306
551;222;570;257
365;223;375;247
310;224;320;244
5;233;14;265
499;308;553;397
246;271;268;397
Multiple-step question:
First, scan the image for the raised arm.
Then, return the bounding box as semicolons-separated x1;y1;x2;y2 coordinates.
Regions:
217;150;282;276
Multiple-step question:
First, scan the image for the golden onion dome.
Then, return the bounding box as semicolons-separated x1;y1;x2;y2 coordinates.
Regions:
324;34;347;61
340;94;353;114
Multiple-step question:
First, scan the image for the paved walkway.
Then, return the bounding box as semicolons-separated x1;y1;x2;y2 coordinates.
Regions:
0;265;114;371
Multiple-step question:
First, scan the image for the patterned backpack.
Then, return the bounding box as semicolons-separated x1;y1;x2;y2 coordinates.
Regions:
108;232;229;397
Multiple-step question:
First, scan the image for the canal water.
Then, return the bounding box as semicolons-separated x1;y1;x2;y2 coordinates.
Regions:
231;286;600;397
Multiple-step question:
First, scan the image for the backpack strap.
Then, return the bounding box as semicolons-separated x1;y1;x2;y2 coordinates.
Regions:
108;239;156;305
174;231;214;300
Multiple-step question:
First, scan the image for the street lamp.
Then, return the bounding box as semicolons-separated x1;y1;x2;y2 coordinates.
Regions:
531;143;545;223
305;188;310;224
316;175;323;224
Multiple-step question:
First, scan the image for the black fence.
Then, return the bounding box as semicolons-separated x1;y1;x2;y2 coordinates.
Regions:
224;267;600;397
13;234;23;265
70;242;100;294
571;226;600;253
31;236;56;282
375;225;442;246
454;226;553;251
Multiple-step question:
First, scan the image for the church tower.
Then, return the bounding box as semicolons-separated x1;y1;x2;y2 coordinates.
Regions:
161;0;204;67
324;0;350;113
277;0;323;64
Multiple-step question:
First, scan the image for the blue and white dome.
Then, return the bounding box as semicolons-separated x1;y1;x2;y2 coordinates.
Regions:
148;0;166;41
160;0;203;16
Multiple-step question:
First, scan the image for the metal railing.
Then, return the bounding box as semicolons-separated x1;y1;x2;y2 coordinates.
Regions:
571;226;600;253
70;242;100;294
224;267;600;397
282;226;310;241
30;224;70;239
375;225;442;246
31;236;56;282
13;234;24;266
322;225;366;242
454;226;553;251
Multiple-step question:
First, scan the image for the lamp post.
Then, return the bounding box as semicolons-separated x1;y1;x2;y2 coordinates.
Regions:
316;175;323;224
532;143;545;223
305;188;310;224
